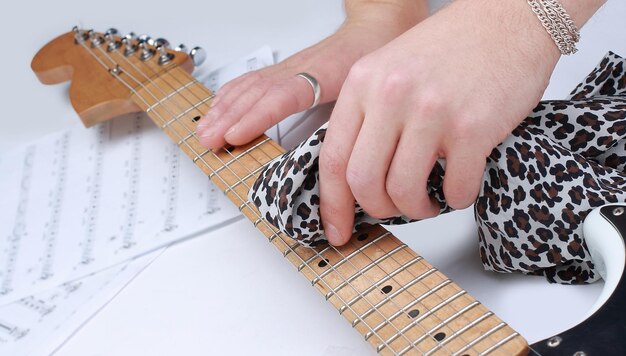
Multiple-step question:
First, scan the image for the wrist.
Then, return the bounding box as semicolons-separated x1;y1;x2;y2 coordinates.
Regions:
344;0;428;34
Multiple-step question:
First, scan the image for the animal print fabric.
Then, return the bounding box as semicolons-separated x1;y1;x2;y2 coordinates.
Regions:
250;52;626;284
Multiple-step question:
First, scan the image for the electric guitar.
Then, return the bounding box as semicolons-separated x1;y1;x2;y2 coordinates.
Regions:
31;28;625;355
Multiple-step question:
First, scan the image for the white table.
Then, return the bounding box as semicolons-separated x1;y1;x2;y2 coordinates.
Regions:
1;0;625;354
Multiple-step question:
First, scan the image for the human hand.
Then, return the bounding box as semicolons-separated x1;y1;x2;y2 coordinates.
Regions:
319;0;564;245
196;0;428;148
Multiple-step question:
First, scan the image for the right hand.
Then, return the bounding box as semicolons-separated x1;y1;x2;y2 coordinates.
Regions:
196;0;428;149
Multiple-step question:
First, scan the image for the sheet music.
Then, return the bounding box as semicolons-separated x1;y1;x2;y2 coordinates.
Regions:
0;46;277;356
0;252;160;356
0;113;241;305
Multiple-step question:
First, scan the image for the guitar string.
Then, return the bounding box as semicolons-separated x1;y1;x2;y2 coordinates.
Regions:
75;38;403;353
100;38;499;355
110;50;470;355
101;46;423;354
78;33;521;355
129;61;502;355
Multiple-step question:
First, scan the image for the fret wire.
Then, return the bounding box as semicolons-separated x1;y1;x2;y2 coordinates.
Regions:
378;290;467;352
108;50;405;352
311;232;391;285
217;125;471;354
337;244;411;305
193;149;211;163
283;240;301;257
177;132;195;146
424;312;494;356
89;42;491;354
146;80;197;112
298;245;332;271
205;141;424;352
325;255;421;300
452;322;507;356
82;42;398;352
397;301;480;355
160;95;214;129
210;144;421;352
355;270;442;324
365;276;448;339
366;231;486;351
478;332;520;356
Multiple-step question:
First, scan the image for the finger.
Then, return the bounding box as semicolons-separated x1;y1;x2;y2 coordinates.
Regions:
319;88;364;246
196;77;273;148
346;114;402;220
224;75;316;145
213;71;264;106
386;129;441;220
442;148;486;209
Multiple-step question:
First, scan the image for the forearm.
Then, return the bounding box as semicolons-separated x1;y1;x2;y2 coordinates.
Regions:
344;0;429;32
560;0;607;28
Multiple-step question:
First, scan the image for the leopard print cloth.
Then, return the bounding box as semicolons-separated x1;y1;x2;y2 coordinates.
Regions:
250;52;626;284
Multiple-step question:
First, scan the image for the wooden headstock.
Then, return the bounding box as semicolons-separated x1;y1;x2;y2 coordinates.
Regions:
31;28;195;127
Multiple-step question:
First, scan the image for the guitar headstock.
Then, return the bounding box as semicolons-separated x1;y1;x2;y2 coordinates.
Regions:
31;27;205;127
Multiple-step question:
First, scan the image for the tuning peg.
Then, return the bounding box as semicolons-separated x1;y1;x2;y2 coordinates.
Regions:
122;35;137;56
123;32;137;41
105;28;119;37
72;26;89;43
174;44;188;52
157;44;174;65
88;29;104;47
189;47;206;67
154;38;170;48
137;34;153;45
139;41;154;61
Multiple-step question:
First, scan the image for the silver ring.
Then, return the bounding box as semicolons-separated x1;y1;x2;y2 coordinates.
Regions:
296;72;321;109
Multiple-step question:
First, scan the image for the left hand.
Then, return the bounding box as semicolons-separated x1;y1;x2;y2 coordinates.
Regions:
319;0;562;245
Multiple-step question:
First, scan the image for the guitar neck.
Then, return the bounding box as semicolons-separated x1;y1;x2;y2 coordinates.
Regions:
128;66;527;355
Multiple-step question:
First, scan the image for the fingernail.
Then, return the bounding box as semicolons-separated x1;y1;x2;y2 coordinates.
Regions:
324;223;342;245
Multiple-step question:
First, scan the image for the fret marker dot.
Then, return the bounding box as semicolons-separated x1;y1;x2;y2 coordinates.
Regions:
225;145;235;152
381;285;392;294
434;332;446;341
192;116;201;122
357;233;368;241
408;309;420;318
318;258;329;268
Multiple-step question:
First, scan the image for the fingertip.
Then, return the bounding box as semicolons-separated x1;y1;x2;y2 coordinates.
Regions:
324;222;351;246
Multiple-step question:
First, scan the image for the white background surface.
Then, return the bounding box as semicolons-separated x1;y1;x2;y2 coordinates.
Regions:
1;0;625;355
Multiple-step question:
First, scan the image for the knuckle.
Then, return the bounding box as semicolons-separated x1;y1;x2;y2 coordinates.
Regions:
414;92;446;119
379;71;412;102
320;148;347;178
345;165;375;195
346;60;371;86
444;185;476;209
386;178;411;203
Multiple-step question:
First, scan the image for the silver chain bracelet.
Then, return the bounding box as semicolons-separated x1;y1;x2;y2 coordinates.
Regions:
527;0;580;55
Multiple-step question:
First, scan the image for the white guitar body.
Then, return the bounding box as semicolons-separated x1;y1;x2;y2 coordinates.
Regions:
530;204;626;354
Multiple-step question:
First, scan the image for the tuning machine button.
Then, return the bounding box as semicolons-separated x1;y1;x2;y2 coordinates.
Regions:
105;28;121;52
72;26;89;44
189;47;206;67
88;29;104;48
174;44;188;52
122;32;137;56
139;42;154;61
138;34;155;46
105;28;119;36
